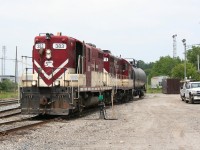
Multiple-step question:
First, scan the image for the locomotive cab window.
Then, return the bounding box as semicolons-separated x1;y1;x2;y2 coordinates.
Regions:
98;53;103;59
122;63;127;70
88;48;91;62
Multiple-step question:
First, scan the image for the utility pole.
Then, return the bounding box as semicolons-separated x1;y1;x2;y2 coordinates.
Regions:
21;56;32;69
197;55;199;71
1;46;6;75
182;39;186;80
172;34;177;58
15;46;18;83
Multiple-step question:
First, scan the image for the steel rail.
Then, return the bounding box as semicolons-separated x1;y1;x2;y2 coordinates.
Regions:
0;109;21;119
0;100;19;106
0;107;20;113
0;119;53;136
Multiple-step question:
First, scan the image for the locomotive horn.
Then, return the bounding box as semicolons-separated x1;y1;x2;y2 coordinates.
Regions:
46;33;51;40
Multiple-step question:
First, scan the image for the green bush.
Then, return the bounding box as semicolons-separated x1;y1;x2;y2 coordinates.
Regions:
146;85;162;93
0;79;17;92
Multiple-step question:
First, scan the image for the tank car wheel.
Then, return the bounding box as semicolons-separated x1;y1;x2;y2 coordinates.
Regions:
139;91;144;98
77;98;84;115
124;95;129;102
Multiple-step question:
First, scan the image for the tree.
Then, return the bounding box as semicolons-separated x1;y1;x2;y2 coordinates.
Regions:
149;56;181;79
171;62;200;80
0;79;17;92
187;46;200;69
137;60;154;77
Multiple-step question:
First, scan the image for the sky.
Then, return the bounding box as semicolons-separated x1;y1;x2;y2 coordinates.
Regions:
0;0;200;75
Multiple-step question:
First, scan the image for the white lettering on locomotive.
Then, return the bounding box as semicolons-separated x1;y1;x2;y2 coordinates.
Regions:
34;59;69;80
53;43;67;49
44;60;54;67
35;43;45;49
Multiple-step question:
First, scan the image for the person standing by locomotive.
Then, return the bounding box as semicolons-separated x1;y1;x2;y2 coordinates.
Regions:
98;93;106;119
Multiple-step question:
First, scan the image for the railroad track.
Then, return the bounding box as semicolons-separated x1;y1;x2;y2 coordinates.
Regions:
0;116;32;126
0;118;53;136
0;107;21;119
0;106;99;136
0;104;112;136
0;99;19;106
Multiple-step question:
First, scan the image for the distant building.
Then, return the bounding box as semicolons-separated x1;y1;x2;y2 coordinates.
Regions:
0;75;15;82
151;76;168;88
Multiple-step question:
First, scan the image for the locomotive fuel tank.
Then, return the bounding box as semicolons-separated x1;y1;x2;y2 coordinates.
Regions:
132;67;147;88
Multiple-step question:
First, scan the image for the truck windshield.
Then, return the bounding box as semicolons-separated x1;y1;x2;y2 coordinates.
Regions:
191;83;200;88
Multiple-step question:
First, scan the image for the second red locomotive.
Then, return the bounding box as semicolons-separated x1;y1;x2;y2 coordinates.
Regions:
20;33;146;115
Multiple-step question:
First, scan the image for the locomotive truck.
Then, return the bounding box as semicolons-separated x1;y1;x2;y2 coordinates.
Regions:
20;33;146;115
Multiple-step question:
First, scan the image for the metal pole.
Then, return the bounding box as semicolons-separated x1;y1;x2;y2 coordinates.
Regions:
198;55;199;71
184;43;186;80
182;39;186;80
172;34;177;58
15;46;18;84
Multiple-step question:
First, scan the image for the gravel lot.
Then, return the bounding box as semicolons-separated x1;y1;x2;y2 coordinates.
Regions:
1;94;200;150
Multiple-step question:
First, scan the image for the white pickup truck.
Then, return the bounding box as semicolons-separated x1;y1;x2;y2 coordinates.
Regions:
180;81;200;104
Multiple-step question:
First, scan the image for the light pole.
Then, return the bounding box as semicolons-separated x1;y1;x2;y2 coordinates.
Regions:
21;55;32;69
182;39;186;80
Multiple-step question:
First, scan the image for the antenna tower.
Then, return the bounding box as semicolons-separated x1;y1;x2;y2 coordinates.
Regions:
172;34;177;58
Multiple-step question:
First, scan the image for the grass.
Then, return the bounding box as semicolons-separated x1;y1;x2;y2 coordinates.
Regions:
146;86;162;93
0;91;18;99
0;86;162;99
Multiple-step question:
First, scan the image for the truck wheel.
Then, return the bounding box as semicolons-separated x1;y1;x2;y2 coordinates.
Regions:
189;95;194;104
184;97;188;103
181;95;184;101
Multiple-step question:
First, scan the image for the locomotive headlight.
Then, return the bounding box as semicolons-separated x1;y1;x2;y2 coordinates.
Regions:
55;80;60;86
31;80;37;87
46;49;52;59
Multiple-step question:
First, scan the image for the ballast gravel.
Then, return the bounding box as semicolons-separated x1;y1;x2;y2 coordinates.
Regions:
1;94;200;150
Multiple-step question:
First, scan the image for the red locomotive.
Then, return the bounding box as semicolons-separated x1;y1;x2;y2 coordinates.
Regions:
20;33;146;115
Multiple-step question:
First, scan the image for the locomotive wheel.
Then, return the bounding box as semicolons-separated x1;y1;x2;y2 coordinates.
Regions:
77;98;84;115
